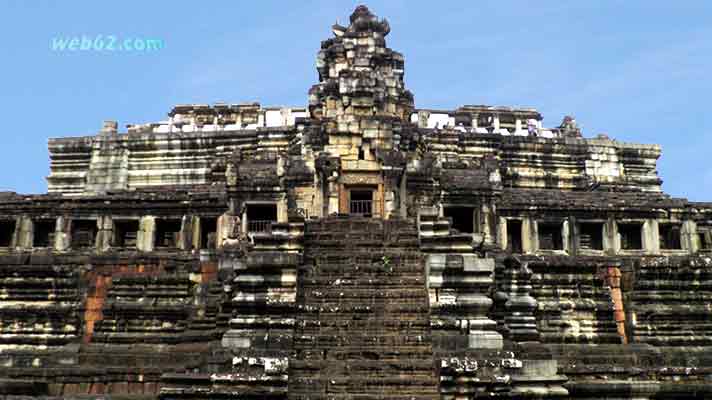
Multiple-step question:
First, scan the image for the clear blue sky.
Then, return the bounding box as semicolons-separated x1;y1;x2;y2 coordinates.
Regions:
1;1;711;200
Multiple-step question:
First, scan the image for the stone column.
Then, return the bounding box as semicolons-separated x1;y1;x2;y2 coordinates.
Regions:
644;219;658;255
191;216;201;251
497;217;508;250
137;216;155;252
682;220;697;253
522;218;535;254
383;168;404;219
481;203;494;245
327;177;339;215
604;217;618;254
96;215;113;252
417;110;430;128
277;198;288;223
216;213;239;249
16;216;33;249
55;216;70;251
561;219;570;253
180;215;192;250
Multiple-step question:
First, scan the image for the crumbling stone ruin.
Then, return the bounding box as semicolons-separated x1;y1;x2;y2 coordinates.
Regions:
2;5;711;399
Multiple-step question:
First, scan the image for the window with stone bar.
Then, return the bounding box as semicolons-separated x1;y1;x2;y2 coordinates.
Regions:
155;219;182;248
538;222;564;250
113;220;139;248
659;223;682;250
246;204;277;233
349;190;373;217
33;219;55;248
71;219;97;249
619;222;643;250
0;220;15;247
578;222;603;250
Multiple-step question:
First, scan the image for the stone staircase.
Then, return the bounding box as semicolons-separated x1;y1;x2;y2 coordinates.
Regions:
416;207;502;351
0;254;82;373
630;257;712;346
417;206;475;253
289;216;439;400
0;256;82;351
92;274;195;344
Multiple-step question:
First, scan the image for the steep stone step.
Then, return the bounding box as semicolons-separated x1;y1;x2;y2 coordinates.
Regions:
0;259;81;350
289;359;435;371
299;277;427;287
293;334;434;347
289;217;439;400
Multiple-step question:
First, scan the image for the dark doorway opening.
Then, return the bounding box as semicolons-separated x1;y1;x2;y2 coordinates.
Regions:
538;222;563;250
506;219;523;253
0;220;15;247
578;222;604;250
619;223;643;250
114;220;139;248
72;220;97;249
200;217;218;249
699;230;711;250
155;219;182;248
659;223;682;250
443;206;475;234
33;220;55;248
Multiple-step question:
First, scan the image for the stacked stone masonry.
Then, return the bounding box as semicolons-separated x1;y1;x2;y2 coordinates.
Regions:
0;5;711;400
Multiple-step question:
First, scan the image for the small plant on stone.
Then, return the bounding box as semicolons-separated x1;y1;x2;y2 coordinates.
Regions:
381;255;392;273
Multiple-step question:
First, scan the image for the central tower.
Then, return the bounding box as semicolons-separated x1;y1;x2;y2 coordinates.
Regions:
308;5;414;218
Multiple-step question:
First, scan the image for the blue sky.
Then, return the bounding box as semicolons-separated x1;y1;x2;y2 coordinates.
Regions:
1;1;711;200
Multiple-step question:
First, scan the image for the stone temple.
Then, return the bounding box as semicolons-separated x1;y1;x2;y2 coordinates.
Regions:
1;5;711;399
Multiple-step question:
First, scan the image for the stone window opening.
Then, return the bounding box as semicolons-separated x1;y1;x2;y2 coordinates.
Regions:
499;113;516;130
506;219;523;253
698;229;711;251
659;223;682;250
358;148;365;160
478;114;494;129
349;190;373;217
71;220;97;249
200;217;218;250
619;223;643;250
578;222;603;251
538;222;563;250
113;220;139;248
33;219;55;248
155;219;182;248
443;206;475;234
0;220;15;247
454;114;472;128
246;204;277;233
